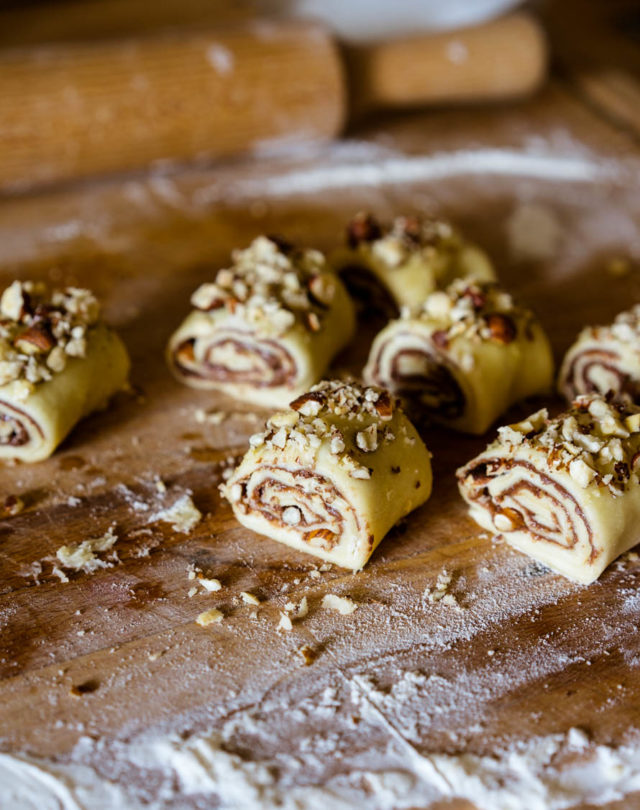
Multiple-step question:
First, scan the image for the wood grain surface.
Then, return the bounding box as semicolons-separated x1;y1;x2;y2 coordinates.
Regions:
2;82;640;807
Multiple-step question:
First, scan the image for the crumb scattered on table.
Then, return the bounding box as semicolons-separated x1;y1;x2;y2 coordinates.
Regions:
56;526;118;574
198;577;222;592
196;608;223;627
152;493;201;533
277;611;293;631
322;594;357;615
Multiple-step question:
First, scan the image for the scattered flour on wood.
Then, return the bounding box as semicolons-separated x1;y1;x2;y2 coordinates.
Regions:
2;722;640;810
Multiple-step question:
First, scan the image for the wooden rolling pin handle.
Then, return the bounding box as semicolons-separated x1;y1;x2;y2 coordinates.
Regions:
347;12;548;113
0;22;345;192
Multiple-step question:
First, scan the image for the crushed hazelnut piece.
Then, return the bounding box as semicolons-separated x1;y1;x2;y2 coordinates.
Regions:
298;645;317;666
196;608;223;626
189;236;336;337
322;594;357;615
0;281;101;388
277;611;293;631
198;577;222;592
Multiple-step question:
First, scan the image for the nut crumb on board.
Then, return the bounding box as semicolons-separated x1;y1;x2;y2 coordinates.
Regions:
424;569;462;607
284;596;308;619
298;645;317;666
52;564;69;583
0;494;24;518
56;526;118;574
277;611;293;631
198;577;222;592
196;608;223;627
151;493;201;533
322;594;357;615
195;408;227;425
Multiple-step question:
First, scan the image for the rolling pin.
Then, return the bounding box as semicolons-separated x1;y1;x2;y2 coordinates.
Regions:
0;12;546;192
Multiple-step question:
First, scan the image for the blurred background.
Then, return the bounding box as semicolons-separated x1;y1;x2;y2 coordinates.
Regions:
0;0;638;193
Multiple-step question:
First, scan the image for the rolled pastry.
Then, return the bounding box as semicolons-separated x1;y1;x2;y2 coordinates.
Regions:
224;380;432;569
559;304;640;404
330;212;496;315
363;279;554;435
0;281;129;462
457;395;640;583
167;236;355;409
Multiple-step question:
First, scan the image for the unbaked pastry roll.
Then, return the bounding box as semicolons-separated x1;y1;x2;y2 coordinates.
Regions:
559;304;640;404
457;395;640;584
363;279;554;435
0;281;130;462
224;380;432;569
167;236;355;409
330;212;496;315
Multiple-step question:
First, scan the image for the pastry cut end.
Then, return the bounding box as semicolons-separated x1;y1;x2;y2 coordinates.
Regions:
457;396;640;583
225;465;375;570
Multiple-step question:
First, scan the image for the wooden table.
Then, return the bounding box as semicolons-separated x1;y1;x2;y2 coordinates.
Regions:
2;10;640;807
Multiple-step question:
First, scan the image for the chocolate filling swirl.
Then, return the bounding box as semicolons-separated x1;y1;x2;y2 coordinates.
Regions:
233;466;361;551
173;332;297;388
338;264;398;319
459;457;598;562
561;348;634;402
368;332;464;419
0;401;44;448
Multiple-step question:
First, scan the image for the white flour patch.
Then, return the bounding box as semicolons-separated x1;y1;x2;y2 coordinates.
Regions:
2;726;640;810
191;147;626;208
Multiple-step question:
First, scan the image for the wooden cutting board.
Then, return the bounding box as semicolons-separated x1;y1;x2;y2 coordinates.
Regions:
2;82;640;808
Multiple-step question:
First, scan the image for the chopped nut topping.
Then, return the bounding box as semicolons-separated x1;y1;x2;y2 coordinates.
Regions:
232;381;400;476
485;313;517;345
406;279;538;351
0;281;101;388
345;213;459;268
240;591;260;605
356;424;378;453
189;236;338;337
346;212;383;248
491;395;640;495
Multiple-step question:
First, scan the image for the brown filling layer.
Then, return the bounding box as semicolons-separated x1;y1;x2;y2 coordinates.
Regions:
370;336;464;419
460;457;597;561
564;348;637;402
0;401;43;447
338;263;398;319
235;466;361;551
173;335;297;388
